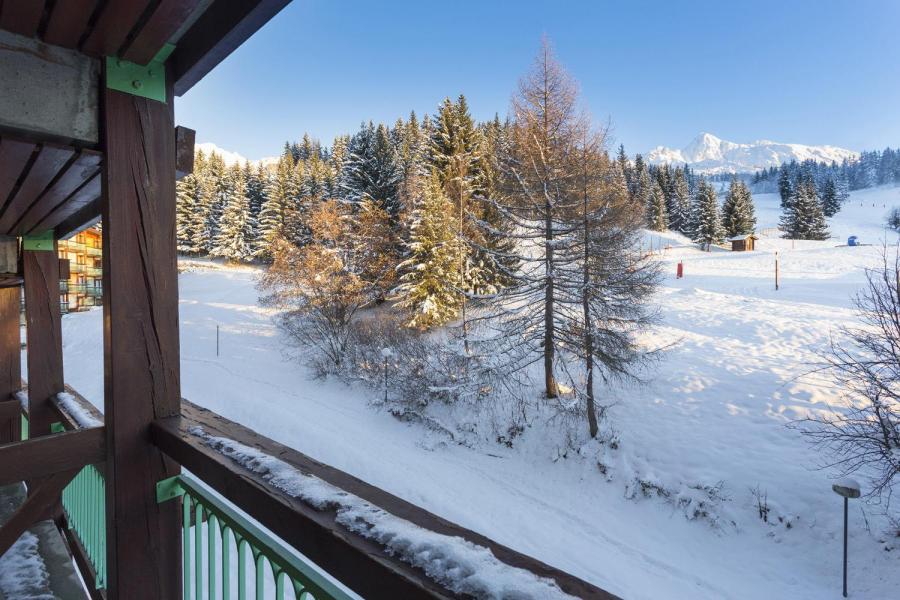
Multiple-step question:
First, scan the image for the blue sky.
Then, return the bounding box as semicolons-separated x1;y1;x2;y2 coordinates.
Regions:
176;0;900;160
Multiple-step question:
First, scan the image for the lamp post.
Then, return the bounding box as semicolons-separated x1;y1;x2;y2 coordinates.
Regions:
832;479;861;598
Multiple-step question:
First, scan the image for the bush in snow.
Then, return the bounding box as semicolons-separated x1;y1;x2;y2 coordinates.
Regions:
887;206;900;232
796;248;900;510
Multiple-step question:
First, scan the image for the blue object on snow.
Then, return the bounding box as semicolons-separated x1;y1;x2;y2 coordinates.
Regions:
848;235;858;247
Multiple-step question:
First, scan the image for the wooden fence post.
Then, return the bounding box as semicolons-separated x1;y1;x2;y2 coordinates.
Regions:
0;284;22;442
101;62;182;599
23;244;63;438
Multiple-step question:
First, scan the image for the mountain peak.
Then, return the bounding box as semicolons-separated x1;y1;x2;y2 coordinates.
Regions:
647;133;857;174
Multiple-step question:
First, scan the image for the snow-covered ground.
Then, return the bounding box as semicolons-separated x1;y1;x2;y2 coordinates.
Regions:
56;187;900;599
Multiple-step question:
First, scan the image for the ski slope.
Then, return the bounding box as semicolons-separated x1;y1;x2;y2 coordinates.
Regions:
56;187;900;599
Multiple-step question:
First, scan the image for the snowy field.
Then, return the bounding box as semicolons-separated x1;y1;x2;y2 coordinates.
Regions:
56;187;900;599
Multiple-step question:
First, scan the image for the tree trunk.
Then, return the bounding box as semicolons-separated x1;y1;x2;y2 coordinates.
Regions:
545;199;558;398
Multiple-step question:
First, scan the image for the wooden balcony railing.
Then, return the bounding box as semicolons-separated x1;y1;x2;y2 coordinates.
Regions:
3;389;616;600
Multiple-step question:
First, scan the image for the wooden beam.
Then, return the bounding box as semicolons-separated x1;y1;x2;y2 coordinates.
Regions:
152;401;618;600
57;518;107;600
0;145;74;234
0;285;20;402
0;1;46;38
44;175;102;237
175;125;195;180
14;149;102;235
43;0;101;49
0;469;77;561
101;62;181;599
23;245;64;438
0;399;20;444
171;0;291;96
80;0;153;58
0;427;104;487
122;0;206;65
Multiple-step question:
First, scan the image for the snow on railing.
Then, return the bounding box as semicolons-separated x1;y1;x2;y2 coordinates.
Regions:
189;426;579;600
53;392;102;429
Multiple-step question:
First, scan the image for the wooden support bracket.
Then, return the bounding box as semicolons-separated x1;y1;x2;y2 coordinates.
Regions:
0;468;78;559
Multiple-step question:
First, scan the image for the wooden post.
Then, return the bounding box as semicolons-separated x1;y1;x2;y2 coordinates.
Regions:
775;252;780;291
101;63;181;599
23;245;63;437
0;283;22;443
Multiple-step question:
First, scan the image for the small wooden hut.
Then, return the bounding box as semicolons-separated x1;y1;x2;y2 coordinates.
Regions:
729;234;759;252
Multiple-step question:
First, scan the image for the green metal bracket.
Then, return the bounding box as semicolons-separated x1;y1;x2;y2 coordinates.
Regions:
50;422;65;434
156;475;185;503
157;475;185;503
106;44;175;103
23;231;55;251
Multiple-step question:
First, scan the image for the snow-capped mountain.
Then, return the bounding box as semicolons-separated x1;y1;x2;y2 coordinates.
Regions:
647;133;858;174
196;142;279;168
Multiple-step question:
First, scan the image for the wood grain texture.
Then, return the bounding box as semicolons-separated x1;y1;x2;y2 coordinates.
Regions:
0;427;104;486
43;0;100;48
15;150;101;235
0;145;74;234
80;0;151;57
39;172;101;234
0;1;46;38
0;138;37;207
122;0;204;65
101;65;181;600
0;286;21;406
0;399;20;444
175;125;195;180
0;469;77;559
23;246;63;438
152;401;620;600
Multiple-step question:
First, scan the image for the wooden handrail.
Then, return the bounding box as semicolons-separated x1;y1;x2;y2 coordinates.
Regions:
151;400;617;600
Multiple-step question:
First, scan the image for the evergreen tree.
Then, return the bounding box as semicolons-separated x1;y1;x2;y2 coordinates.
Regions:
781;178;830;240
778;164;793;209
821;177;841;217
340;122;403;223
690;178;724;250
256;154;299;259
668;168;692;234
176;173;200;254
721;177;756;238
212;165;255;261
645;183;668;231
394;170;464;329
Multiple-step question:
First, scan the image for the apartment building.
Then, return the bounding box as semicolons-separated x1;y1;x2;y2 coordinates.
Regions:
58;227;102;313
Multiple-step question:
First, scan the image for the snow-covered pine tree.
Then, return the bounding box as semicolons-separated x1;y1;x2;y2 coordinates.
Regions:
211;165;255;262
255;153;299;260
645;182;668;231
340;122;403;223
200;152;231;254
176;173;200;254
821;177;841;217
721;177;757;238
781;177;830;240
668;168;692;234
394;170;464;329
778;164;793;209
690;178;724;251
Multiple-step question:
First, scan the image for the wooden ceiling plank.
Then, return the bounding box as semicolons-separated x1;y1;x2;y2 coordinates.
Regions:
171;0;290;96
38;172;101;234
122;0;203;65
43;0;100;49
80;0;151;57
0;138;37;207
0;145;74;234
15;150;102;235
0;1;46;38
